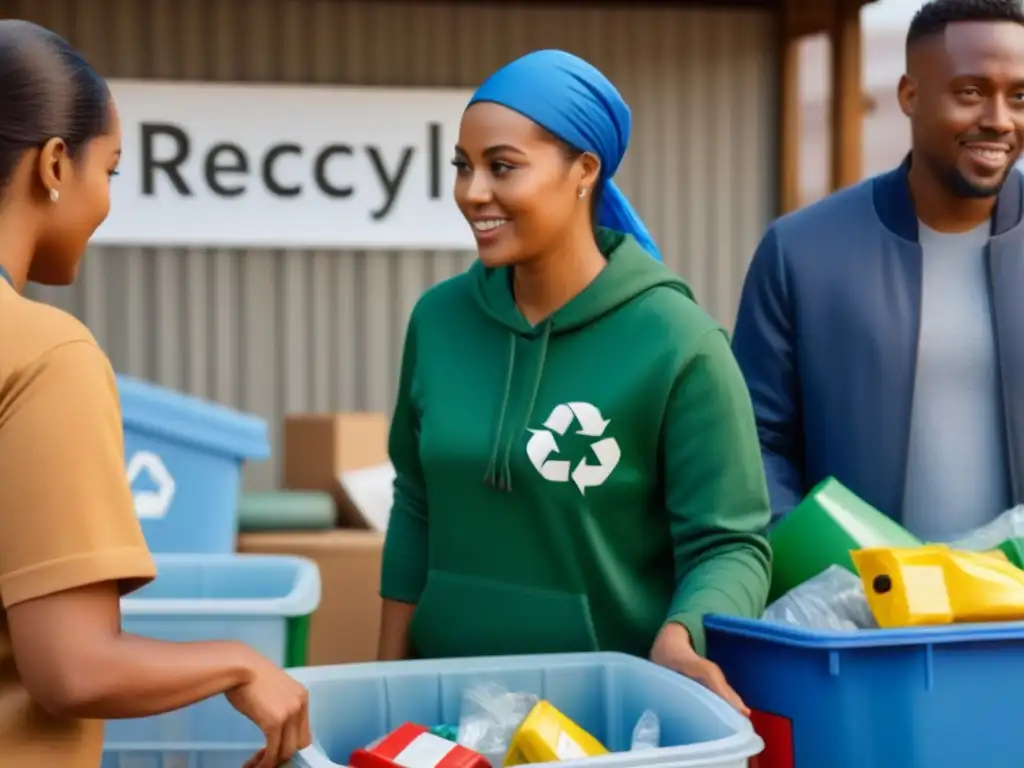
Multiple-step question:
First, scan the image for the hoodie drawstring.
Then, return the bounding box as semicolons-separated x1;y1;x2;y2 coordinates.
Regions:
484;321;552;492
483;334;517;488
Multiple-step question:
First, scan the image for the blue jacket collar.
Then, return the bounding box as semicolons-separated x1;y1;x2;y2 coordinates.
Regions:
873;153;1024;240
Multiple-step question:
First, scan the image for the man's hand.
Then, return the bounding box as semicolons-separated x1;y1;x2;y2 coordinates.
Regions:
649;622;749;716
227;647;312;768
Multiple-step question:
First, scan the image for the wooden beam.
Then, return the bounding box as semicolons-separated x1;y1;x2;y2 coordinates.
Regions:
784;0;878;38
777;5;801;213
829;0;863;191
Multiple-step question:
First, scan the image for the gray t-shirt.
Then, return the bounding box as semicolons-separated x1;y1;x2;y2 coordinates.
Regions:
901;220;1011;541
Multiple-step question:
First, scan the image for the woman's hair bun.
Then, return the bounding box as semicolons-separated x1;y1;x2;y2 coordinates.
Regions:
0;20;109;190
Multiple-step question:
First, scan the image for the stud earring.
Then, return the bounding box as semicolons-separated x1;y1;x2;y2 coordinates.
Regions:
49;188;59;203
578;188;587;200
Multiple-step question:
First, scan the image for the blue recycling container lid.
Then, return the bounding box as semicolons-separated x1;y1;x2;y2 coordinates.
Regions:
116;374;270;461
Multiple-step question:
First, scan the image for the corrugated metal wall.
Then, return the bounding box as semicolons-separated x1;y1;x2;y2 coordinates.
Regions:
3;0;778;490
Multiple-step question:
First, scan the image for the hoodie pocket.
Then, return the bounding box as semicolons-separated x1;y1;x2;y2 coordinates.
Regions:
410;570;600;659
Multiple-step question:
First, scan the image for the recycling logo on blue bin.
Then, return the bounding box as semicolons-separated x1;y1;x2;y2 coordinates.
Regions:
126;450;176;519
526;401;621;495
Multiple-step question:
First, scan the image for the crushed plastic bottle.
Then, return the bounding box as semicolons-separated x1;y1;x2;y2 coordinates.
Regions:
762;565;877;631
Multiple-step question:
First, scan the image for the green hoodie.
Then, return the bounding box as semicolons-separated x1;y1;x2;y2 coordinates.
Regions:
381;229;771;657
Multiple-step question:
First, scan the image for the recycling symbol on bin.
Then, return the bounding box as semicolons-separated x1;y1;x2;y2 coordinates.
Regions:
525;402;621;495
126;451;176;519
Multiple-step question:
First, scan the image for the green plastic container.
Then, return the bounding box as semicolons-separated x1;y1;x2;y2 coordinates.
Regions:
286;614;312;667
238;491;336;532
768;476;922;602
994;538;1024;570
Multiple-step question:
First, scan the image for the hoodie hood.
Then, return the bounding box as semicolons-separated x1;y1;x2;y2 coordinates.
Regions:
469;228;693;490
470;228;691;337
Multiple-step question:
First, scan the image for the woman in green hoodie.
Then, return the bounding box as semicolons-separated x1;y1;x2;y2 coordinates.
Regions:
378;50;771;713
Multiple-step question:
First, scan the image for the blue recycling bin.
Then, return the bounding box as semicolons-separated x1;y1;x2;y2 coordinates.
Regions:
289;652;763;767
117;375;269;553
706;614;1024;767
103;553;321;767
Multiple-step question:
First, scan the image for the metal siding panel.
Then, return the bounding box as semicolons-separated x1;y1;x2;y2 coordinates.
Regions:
10;0;777;490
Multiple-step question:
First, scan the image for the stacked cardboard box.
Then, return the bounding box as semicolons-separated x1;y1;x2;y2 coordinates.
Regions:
239;413;389;665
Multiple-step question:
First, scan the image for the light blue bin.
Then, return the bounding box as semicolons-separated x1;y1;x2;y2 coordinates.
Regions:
290;652;763;768
102;554;321;768
117;375;270;553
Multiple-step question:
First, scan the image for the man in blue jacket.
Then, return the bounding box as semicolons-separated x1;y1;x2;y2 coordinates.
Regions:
732;0;1024;540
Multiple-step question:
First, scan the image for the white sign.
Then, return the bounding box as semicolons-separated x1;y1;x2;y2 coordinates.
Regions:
94;80;476;250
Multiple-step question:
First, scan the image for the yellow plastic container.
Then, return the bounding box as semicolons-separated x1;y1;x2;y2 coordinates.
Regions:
503;701;608;766
851;544;1024;628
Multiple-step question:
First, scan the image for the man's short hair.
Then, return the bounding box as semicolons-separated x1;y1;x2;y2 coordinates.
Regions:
907;0;1024;49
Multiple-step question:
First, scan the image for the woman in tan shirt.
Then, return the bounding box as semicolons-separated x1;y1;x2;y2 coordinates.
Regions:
0;20;309;768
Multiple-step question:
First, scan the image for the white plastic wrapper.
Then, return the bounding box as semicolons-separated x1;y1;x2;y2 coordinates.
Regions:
457;683;538;767
629;709;660;751
762;565;877;631
947;506;1024;552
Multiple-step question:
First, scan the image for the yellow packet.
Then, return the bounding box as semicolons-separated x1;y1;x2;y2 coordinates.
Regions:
503;701;608;765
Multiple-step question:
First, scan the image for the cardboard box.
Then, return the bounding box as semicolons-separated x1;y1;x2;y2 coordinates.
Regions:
282;412;389;529
238;530;384;665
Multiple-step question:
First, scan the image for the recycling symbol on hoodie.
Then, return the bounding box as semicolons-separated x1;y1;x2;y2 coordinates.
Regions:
525;402;621;495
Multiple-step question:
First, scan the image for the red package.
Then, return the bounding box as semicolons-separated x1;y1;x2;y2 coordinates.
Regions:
350;723;491;768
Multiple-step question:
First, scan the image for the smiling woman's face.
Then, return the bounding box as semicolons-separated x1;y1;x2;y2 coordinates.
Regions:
452;102;589;267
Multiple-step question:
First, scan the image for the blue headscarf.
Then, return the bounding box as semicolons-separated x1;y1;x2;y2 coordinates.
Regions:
468;50;662;262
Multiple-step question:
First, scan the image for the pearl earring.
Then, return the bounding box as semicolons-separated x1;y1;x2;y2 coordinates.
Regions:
49;188;59;203
578;188;587;200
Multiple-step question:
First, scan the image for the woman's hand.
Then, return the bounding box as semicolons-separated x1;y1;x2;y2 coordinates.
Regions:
649;622;749;716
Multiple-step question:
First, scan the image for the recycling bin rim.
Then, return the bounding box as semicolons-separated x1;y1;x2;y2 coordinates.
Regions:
288;650;757;734
117;373;270;460
120;553;321;617
705;613;1024;650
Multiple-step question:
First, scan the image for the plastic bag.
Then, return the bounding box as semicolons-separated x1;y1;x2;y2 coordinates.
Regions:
947;506;1024;552
762;565;877;631
457;682;538;767
629;709;660;751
